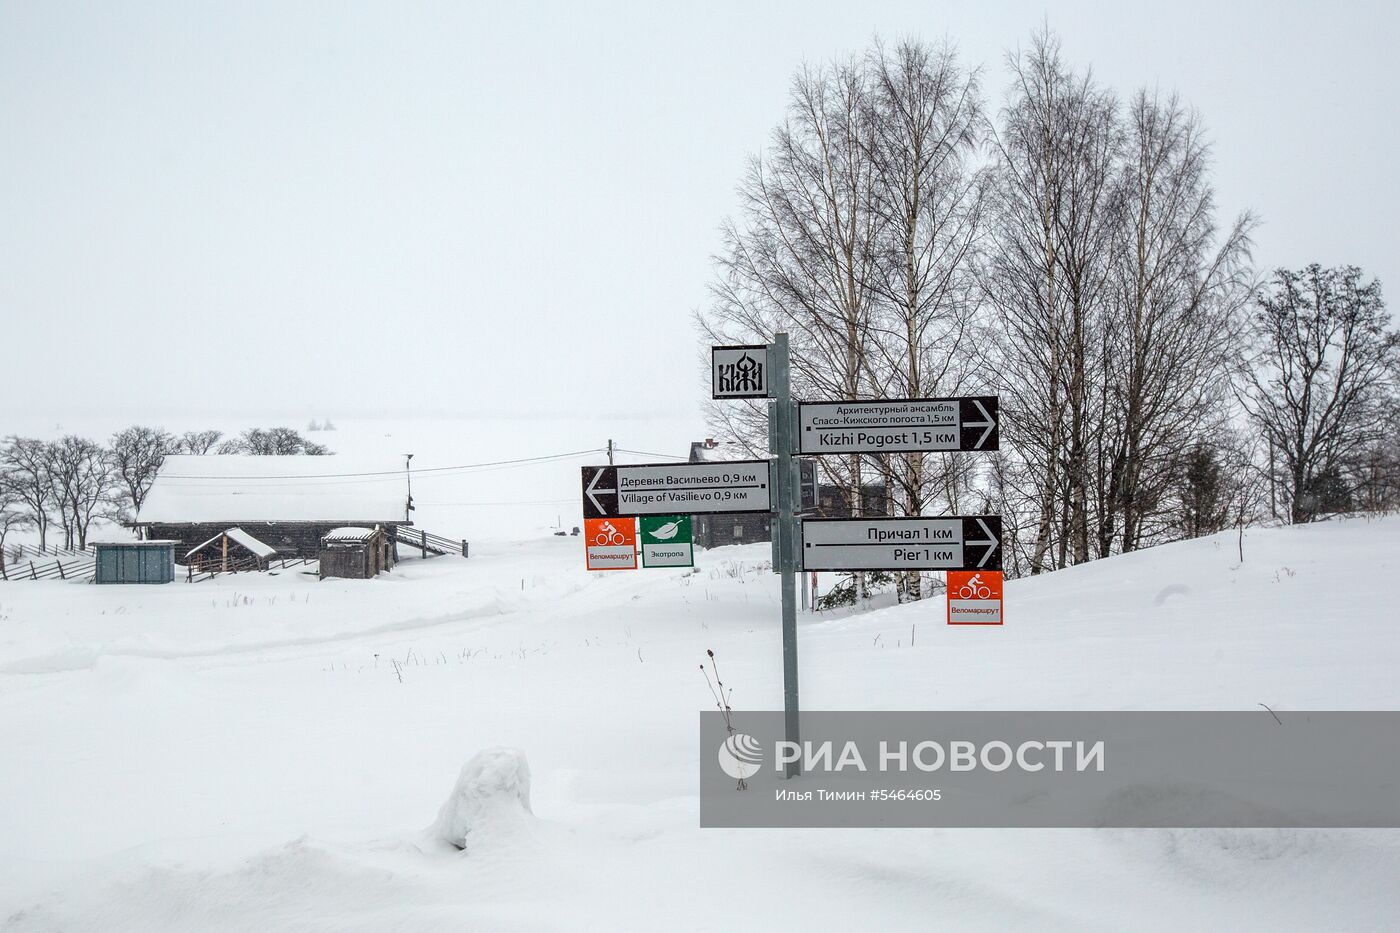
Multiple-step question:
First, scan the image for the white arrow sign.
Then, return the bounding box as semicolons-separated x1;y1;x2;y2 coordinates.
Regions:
797;396;999;455
800;516;1002;571
582;461;772;518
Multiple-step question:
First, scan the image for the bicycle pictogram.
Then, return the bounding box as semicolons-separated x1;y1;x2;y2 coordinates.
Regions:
957;573;992;600
593;520;625;546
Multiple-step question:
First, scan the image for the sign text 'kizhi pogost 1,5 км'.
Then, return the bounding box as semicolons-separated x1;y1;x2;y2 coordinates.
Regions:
798;397;998;454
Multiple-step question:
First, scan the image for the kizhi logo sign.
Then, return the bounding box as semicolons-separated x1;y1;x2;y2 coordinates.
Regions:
717;733;764;780
712;345;769;398
719;352;763;394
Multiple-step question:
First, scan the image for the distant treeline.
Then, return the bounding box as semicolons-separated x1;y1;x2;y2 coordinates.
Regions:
0;427;333;550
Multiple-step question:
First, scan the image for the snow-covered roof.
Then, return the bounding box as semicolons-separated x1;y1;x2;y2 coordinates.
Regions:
140;456;408;524
227;527;278;558
91;540;181;547
323;526;377;543
185;527;278;560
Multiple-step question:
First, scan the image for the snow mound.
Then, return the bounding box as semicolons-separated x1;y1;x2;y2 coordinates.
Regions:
431;747;533;851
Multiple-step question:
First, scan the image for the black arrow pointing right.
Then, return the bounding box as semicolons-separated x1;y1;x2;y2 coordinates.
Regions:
959;396;999;451
961;515;1002;570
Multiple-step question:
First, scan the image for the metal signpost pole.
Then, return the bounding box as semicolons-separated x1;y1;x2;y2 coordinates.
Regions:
768;333;801;778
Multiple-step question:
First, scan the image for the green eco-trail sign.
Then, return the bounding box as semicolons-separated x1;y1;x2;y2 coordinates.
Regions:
639;515;693;568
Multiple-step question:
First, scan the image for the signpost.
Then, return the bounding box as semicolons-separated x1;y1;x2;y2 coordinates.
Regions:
576;332;1003;779
798;397;998;454
947;570;1004;625
584;517;636;571
800;516;1002;572
639;515;694;568
744;334;803;778
581;461;772;519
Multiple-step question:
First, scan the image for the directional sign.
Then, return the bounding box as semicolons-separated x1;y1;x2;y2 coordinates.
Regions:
797;396;998;454
712;345;769;399
582;461;773;519
799;516;1001;572
947;570;1003;625
639;515;693;567
585;517;636;571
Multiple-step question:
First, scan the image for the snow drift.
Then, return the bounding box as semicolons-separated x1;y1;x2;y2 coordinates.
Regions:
431;747;533;851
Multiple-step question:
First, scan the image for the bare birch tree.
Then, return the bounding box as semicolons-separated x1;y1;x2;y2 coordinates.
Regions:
1097;90;1255;554
700;53;893;597
701;53;886;596
1241;265;1397;523
863;39;987;598
984;30;1119;572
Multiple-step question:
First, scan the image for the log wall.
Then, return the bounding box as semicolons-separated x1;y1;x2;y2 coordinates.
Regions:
144;522;406;562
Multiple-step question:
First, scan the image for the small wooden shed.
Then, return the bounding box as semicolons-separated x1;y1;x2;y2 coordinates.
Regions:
94;540;177;585
318;525;395;580
185;527;279;573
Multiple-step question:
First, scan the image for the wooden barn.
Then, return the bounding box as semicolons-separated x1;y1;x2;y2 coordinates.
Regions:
134;455;412;562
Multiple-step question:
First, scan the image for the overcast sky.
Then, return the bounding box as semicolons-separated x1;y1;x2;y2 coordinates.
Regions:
2;0;1395;427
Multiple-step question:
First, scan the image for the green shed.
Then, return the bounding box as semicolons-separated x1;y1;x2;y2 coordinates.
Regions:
94;540;177;585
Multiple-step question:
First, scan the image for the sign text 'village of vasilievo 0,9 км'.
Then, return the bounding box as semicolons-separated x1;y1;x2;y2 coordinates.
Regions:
581;461;773;519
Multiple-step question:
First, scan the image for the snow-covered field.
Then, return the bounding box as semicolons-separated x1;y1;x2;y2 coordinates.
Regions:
2;508;1399;930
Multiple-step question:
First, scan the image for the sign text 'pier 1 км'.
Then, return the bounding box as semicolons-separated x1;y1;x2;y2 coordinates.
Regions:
800;516;1001;572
